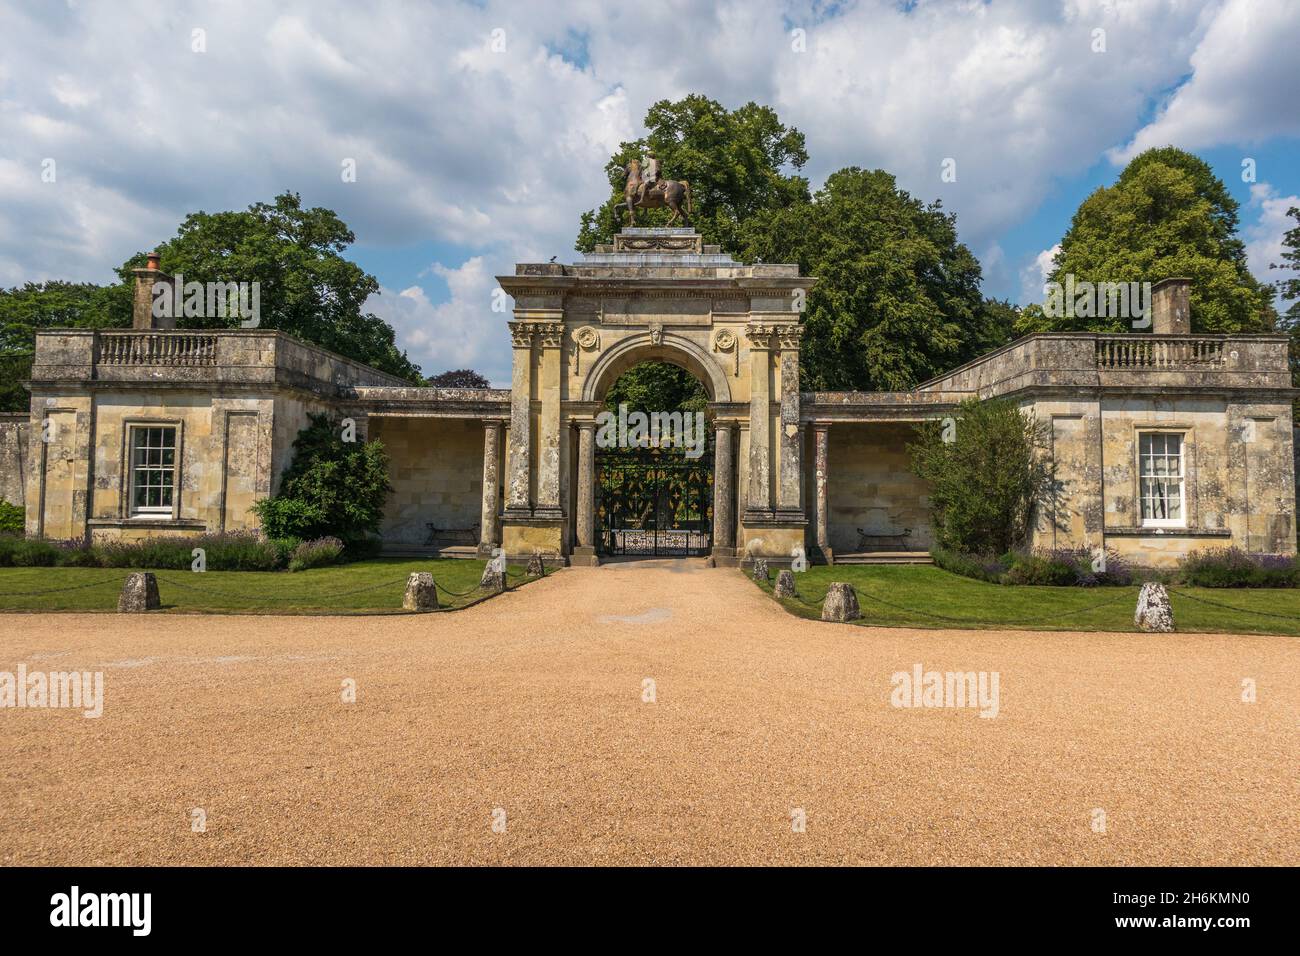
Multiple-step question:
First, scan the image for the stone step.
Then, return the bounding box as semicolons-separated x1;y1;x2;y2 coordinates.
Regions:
834;552;934;565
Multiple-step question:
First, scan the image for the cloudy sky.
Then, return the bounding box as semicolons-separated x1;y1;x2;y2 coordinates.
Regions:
1;0;1297;384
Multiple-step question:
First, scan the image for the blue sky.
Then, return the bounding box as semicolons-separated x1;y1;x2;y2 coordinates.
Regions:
2;0;1298;385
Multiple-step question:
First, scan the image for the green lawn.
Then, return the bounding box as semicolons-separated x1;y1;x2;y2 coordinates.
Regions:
0;558;535;614
754;564;1300;636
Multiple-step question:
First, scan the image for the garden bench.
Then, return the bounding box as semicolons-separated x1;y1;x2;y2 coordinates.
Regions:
856;527;912;550
424;522;480;547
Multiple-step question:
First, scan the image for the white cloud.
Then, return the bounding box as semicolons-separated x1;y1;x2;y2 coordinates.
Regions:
0;0;1294;372
1243;183;1299;300
1112;0;1300;163
1019;243;1062;305
366;257;510;385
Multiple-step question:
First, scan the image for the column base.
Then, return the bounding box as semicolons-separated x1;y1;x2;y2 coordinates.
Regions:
502;518;567;566
709;546;738;568
737;519;807;569
571;545;600;567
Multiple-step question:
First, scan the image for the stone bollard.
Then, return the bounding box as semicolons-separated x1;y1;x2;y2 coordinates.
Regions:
1134;582;1174;632
480;562;506;592
774;569;798;599
403;572;439;611
821;582;861;622
526;552;545;577
118;572;161;612
752;558;770;582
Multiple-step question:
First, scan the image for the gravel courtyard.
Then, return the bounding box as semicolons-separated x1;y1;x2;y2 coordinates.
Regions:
1;560;1296;866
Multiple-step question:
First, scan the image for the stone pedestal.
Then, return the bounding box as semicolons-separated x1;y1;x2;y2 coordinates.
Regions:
403;572;439;611
118;572;160;612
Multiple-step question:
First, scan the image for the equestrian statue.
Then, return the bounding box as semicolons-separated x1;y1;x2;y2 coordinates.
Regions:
620;151;693;227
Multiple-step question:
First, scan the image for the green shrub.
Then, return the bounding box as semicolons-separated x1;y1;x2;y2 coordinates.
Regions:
931;546;1006;582
1001;551;1079;587
192;531;283;571
909;398;1051;555
7;537;63;567
94;537;193;569
1179;548;1299;588
0;499;23;534
287;536;344;572
251;414;392;541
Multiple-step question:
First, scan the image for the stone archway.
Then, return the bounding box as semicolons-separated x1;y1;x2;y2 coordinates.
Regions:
580;332;732;404
495;225;813;568
588;353;717;558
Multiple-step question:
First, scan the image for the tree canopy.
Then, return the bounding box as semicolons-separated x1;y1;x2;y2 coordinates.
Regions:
426;369;491;389
741;168;1003;390
576;95;810;255
1019;147;1275;335
0;192;422;412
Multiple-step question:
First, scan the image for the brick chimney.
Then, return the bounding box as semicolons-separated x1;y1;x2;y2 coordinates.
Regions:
132;251;176;330
1151;277;1191;335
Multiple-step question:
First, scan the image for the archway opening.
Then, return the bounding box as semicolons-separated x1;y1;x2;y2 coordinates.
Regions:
594;360;714;558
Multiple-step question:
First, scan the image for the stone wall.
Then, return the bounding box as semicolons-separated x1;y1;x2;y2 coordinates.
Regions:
369;417;485;548
819;422;933;554
0;413;27;509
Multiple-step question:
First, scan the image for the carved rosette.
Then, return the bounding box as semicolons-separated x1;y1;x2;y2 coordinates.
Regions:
713;328;739;376
571;326;599;373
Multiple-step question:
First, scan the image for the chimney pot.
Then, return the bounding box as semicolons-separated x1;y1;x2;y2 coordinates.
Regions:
1151;277;1191;335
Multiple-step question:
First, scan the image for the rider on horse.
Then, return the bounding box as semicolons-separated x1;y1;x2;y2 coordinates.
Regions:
638;151;661;204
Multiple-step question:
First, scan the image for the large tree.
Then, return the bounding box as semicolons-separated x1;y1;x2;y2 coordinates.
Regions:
123;192;421;380
741;168;998;391
1021;147;1275;335
576;95;810;254
0;281;129;411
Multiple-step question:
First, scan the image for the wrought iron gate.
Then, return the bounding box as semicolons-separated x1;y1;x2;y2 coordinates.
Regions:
595;446;713;556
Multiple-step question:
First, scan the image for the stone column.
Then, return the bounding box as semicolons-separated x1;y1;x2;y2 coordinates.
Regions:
477;421;503;556
711;421;735;563
776;325;803;517
744;323;773;517
503;322;534;517
573;420;598;565
533;322;565;520
813;424;832;564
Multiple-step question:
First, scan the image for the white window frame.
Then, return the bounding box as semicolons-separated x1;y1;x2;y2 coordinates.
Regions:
1138;431;1186;528
128;424;179;517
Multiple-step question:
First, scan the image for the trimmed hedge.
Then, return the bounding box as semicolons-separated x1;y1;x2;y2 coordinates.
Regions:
932;546;1133;587
0;531;374;571
1178;548;1299;588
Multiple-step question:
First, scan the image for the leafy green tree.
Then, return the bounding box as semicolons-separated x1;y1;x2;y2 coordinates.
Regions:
427;369;490;388
118;192;422;381
1268;204;1300;406
603;362;708;415
0;281;129;411
576;95;810;254
741;168;999;390
251;414;392;543
1021;147;1274;335
909;398;1051;555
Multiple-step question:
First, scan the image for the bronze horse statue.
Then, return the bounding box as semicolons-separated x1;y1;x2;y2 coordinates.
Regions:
621;159;693;227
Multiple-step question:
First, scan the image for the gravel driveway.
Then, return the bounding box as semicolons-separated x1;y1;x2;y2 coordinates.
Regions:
1;560;1295;865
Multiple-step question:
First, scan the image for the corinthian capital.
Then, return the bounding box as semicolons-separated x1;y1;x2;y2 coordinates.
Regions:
744;322;773;350
776;324;804;351
508;321;535;349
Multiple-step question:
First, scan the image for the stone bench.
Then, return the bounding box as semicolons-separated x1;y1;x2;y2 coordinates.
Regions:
856;527;911;550
424;522;480;547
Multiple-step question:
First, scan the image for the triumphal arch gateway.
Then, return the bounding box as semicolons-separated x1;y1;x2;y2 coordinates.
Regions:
8;226;1297;569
